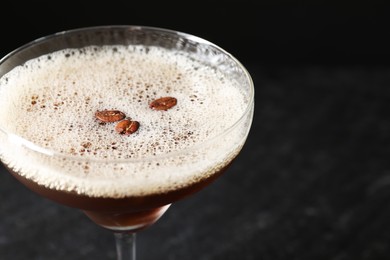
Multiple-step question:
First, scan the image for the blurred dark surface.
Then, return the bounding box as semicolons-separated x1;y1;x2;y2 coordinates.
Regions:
1;1;390;260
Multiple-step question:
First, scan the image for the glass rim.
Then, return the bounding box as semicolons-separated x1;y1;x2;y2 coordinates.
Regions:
0;25;254;164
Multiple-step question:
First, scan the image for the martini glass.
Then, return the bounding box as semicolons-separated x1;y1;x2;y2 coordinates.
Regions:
0;25;254;259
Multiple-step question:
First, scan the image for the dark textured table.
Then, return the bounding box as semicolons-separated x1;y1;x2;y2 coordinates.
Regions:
1;63;389;259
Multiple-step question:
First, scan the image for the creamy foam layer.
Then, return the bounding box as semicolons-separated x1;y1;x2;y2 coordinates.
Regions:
0;45;250;198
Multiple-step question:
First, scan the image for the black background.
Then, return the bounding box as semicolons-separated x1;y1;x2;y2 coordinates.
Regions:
1;1;389;67
1;1;390;259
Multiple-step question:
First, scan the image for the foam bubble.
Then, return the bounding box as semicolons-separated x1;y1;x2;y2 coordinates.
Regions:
0;45;250;197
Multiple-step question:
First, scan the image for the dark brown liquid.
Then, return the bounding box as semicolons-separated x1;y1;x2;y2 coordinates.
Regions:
6;160;234;232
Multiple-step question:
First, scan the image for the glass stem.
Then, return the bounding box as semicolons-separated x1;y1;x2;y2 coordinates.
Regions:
115;232;136;260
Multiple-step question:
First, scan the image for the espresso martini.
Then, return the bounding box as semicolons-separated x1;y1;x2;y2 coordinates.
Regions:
0;43;251;231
